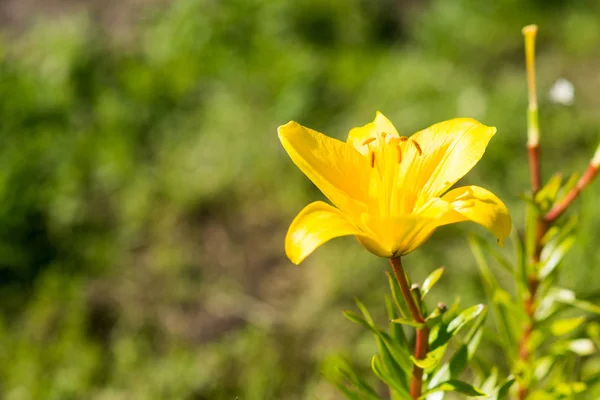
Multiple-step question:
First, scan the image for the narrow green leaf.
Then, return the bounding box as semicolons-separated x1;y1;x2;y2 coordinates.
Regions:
535;172;563;204
550;317;585;336
554;381;587;395
422;267;445;297
567;339;596;356
322;356;380;400
338;368;381;400
332;382;362;400
479;367;499;396
552;338;597;356
533;356;554;381
343;310;412;375
539;235;575;279
490;377;516;400
586;322;600;350
411;344;446;370
425;307;445;329
471;234;514;274
386;296;408;348
510;227;527;291
355;298;375;325
428;305;485;351
428;308;487;390
419;379;487;398
557;173;580;202
391;317;425;329
371;355;411;399
549;288;600;314
344;310;375;332
386;271;409;319
353;300;411;378
448;304;485;334
524;201;539;269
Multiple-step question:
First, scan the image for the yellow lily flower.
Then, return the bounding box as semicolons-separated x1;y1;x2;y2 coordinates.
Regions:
279;112;512;265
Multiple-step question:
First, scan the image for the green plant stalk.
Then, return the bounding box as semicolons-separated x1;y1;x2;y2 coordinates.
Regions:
390;257;429;400
519;24;541;400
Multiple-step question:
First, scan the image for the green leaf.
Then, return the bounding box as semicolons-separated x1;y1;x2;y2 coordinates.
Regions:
479;367;499;396
490;377;516;400
548;288;600;314
533;356;554;381
541;215;577;245
552;338;597;356
447;304;485;334
355;298;375;325
550;317;585;336
524;200;539;269
469;236;519;351
538;235;575;279
390;317;426;329
343;310;412;375
386;271;409;319
556;173;580;202
419;379;487;398
425;307;445;329
554;381;587;395
371;355;411;399
422;267;445;297
331;382;362;400
338;368;381;400
411;345;446;370
586;322;600;350
535;172;563;205
471;234;514;274
567;339;596;356
510;227;527;286
428;308;487;389
429;304;485;352
344;310;374;332
322;355;380;400
385;296;408;348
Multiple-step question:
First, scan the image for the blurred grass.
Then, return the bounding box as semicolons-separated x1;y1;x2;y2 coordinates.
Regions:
0;0;600;398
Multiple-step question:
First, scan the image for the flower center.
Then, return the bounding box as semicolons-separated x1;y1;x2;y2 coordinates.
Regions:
362;133;421;169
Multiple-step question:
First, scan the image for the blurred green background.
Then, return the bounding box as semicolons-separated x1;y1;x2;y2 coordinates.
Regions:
1;0;600;398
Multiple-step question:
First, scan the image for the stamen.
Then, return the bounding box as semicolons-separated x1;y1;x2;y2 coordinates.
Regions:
369;150;376;168
398;136;408;142
395;144;402;164
362;137;376;146
411;139;422;155
381;132;387;141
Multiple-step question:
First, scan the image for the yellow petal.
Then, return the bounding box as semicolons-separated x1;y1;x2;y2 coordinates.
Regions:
285;201;374;264
406;118;496;205
347;112;399;154
442;185;512;245
278;121;370;216
362;206;452;256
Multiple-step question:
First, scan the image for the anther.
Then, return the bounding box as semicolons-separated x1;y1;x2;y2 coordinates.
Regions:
395;144;402;164
381;132;387;140
362;137;376;146
398;136;408;142
369;150;376;168
411;139;422;155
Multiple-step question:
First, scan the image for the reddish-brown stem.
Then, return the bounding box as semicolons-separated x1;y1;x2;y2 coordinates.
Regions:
390;257;429;399
545;164;600;222
528;145;542;193
519;165;598;400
